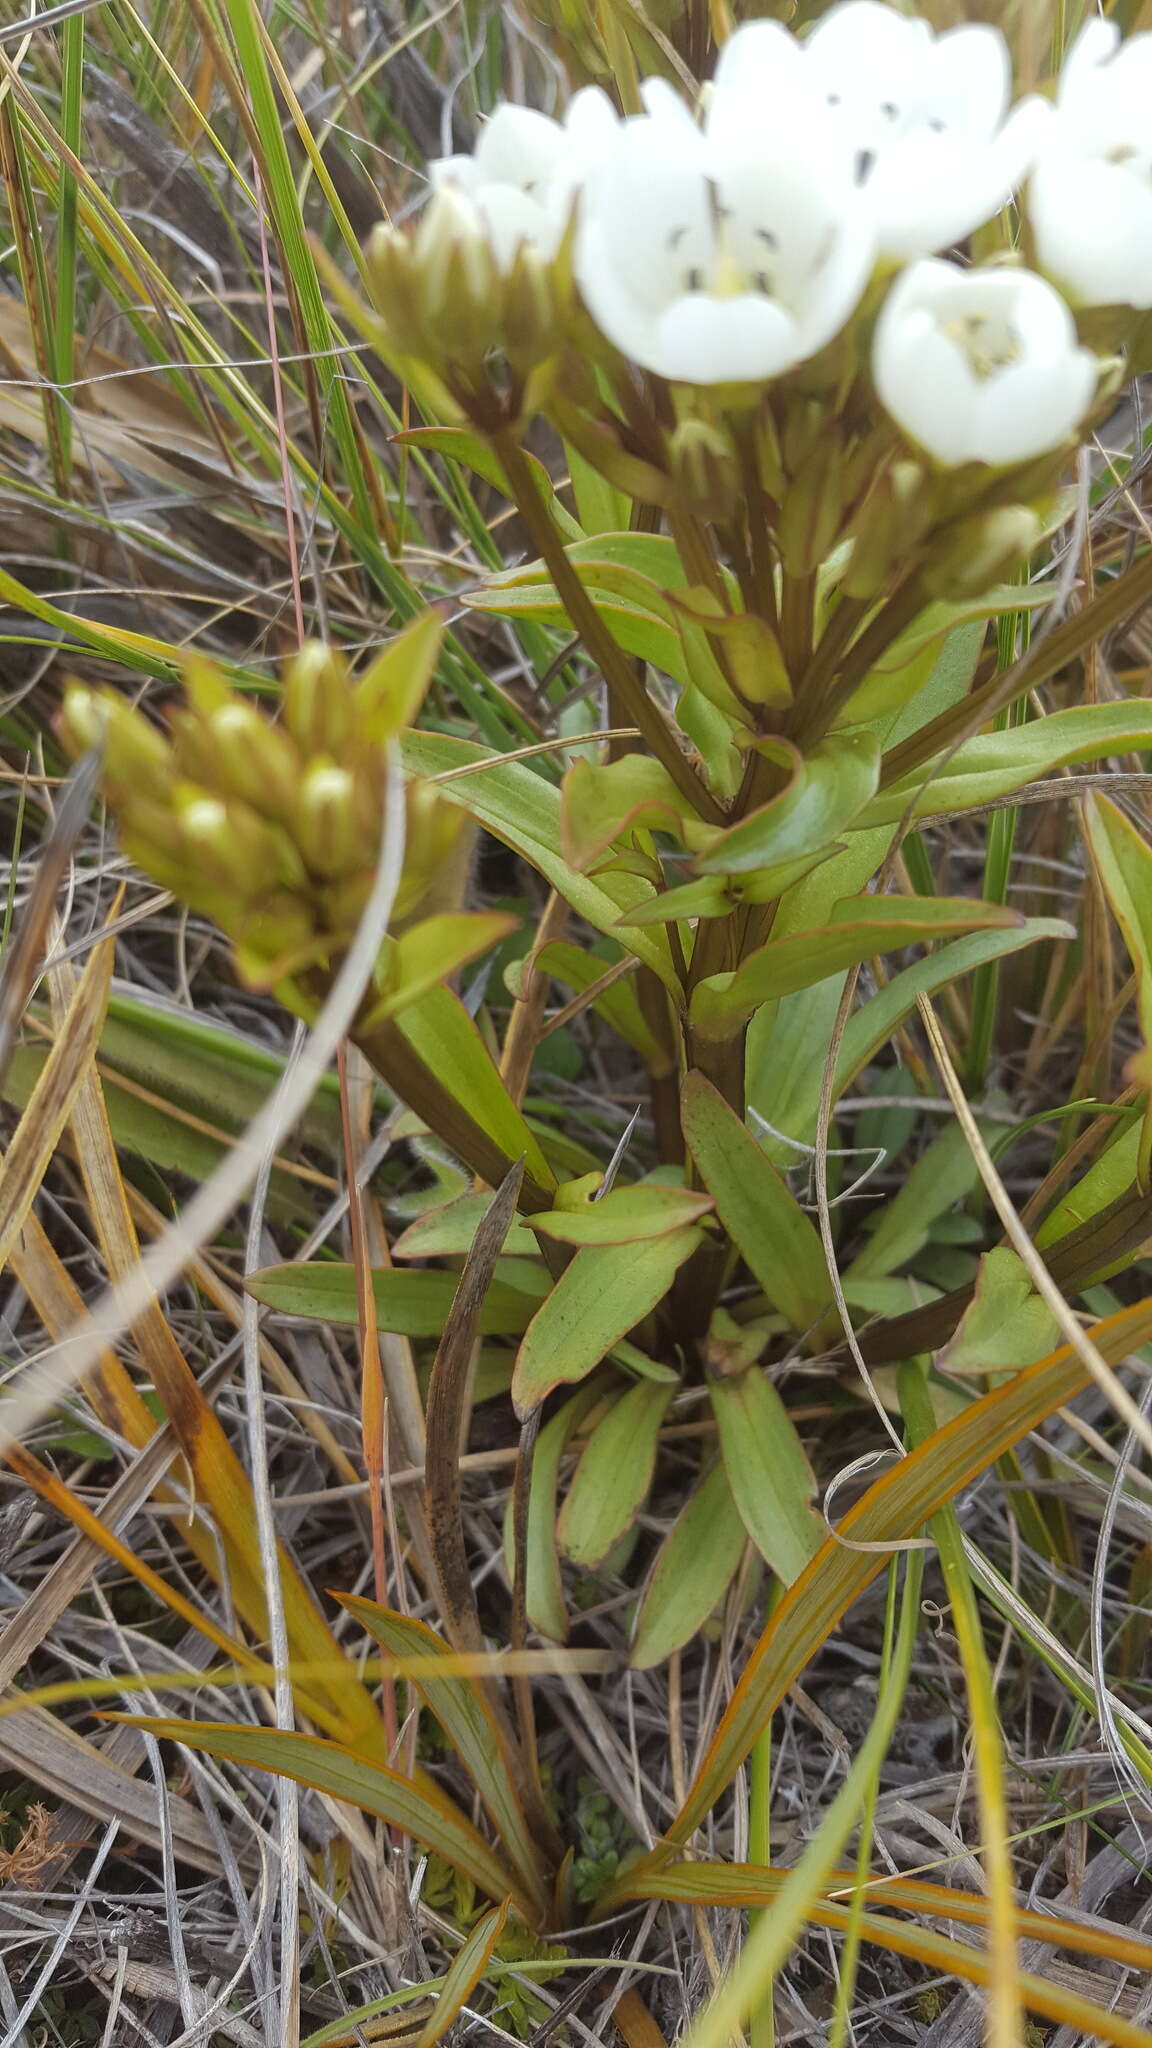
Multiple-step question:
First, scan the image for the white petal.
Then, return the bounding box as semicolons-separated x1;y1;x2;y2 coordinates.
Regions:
473;104;566;191
912;24;1009;139
574;214;662;366
428;153;479;195
577;120;714;312
638;75;700;133
790;201;877;356
873;294;979;464
476;184;560;266
867;136;1011;257
713;18;805;96
805;0;930;78
1032;157;1152;307
564;85;621;150
972;348;1098;462
1058;15;1121;104
652;293;798;381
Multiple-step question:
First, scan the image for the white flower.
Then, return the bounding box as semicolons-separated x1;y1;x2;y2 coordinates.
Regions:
872;258;1098;466
573;106;875;383
428;89;619;267
713;1;1041;262
1029;20;1152;308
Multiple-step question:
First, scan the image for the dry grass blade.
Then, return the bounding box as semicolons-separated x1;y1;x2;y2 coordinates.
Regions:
424;1155;525;1655
0;913;112;1274
0;753;100;1091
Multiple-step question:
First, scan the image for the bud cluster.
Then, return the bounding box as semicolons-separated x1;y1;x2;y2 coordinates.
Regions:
59;620;465;992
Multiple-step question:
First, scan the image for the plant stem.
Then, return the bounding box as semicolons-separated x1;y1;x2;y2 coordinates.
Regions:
492;429;726;825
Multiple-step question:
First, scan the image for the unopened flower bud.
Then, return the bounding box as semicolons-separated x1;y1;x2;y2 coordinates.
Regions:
206;702;303;819
668;419;741;523
778;423;845;575
925;504;1042;599
282;643;354;759
60;686;171;802
296;760;361;877
841;460;935;599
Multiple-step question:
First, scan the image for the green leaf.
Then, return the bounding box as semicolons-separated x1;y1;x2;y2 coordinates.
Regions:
692;733;880;877
655;1293;1152;1847
246;1261;546;1335
505;1384;603;1640
1036;1120;1140;1253
691;896;1021;1040
843;1119;987;1286
113;1717;529;1915
532;1183;714;1246
339;1603;550;1920
936;1249;1059;1375
680;1073;831;1332
511;1228;702;1414
862;700;1152;828
835;919;1075;1114
556;1380;673;1567
561;754;703;870
389;982;557;1195
710;1370;823;1584
414;1903;510;2048
399;732;680;993
1084;794;1152;1183
392;1195;540;1261
631;1462;749;1670
365;913;518;1023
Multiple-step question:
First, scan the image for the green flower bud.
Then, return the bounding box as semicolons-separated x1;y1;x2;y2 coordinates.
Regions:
668;419;741;523
924;504;1042;600
60;686;172;803
282;642;355;758
296;759;361;877
206;702;304;819
778;422;845;575
841;460;934;600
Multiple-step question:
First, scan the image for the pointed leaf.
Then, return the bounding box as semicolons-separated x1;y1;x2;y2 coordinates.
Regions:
865;699;1152;828
532;1184;714;1246
710;1370;823;1584
504;1385;603;1640
392;1195;539;1261
113;1718;530;1915
365;913;518;1024
415;1903;509;2048
340;1603;549;1921
556;1381;672;1567
681;1073;831;1332
631;1463;748;1669
512;1228;701;1414
693;733;880;877
691;897;1022;1040
246;1261;546;1335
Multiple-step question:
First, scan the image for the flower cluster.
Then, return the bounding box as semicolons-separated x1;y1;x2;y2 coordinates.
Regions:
59;624;469;992
384;1;1152;470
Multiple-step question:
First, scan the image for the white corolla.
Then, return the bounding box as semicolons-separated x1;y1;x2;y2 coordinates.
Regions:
873;258;1098;465
713;0;1042;261
1029;20;1152;309
573;104;875;383
428;89;619;266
